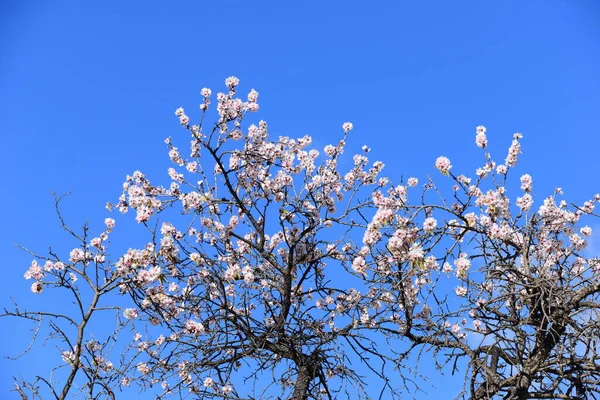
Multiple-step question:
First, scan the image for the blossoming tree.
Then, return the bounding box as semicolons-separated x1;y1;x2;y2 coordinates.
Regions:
4;78;600;400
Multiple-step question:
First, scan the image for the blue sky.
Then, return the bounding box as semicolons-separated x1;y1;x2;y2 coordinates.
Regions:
1;0;600;398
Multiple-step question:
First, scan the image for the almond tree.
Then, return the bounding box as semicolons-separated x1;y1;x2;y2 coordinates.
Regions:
4;78;600;400
362;126;600;399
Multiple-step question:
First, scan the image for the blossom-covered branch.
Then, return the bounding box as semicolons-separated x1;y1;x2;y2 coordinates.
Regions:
4;79;600;400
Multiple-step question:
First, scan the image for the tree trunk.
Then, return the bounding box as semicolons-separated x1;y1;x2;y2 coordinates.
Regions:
291;364;316;400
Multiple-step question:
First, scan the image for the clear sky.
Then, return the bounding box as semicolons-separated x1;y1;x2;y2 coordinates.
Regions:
1;0;599;398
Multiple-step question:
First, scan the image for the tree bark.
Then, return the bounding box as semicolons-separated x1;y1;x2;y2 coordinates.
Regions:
291;364;317;400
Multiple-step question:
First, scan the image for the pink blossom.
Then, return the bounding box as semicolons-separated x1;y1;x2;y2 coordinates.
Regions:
189;253;203;264
137;362;150;375
247;89;259;102
161;222;177;237
136;266;162;285
230;130;243;140
104;217;116;231
242;266;255;284
424;255;439;270
181;191;204;210
372;208;394;227
222;385;233;395
186;161;198;172
175;108;190;125
443;262;453;274
200;87;212;98
168;167;184;183
464;213;478;226
31;282;43;294
583;200;595;213
580;226;592;237
505;135;522;167
342;122;353;133
24;260;43;280
435;156;452;175
455;286;467;297
569;234;587;251
168;147;184;166
225;76;240;89
62;350;76;365
324;144;337;157
454;254;471;278
69;248;86;263
475;125;487;148
352;256;367;276
155;335;165;346
451;324;461;334
407;177;418;187
123;308;139;320
520;174;533;192
422;217;437;232
516;194;533;212
496;164;507;175
407;244;425;266
572;257;586;275
185;320;206;335
224;264;242;281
